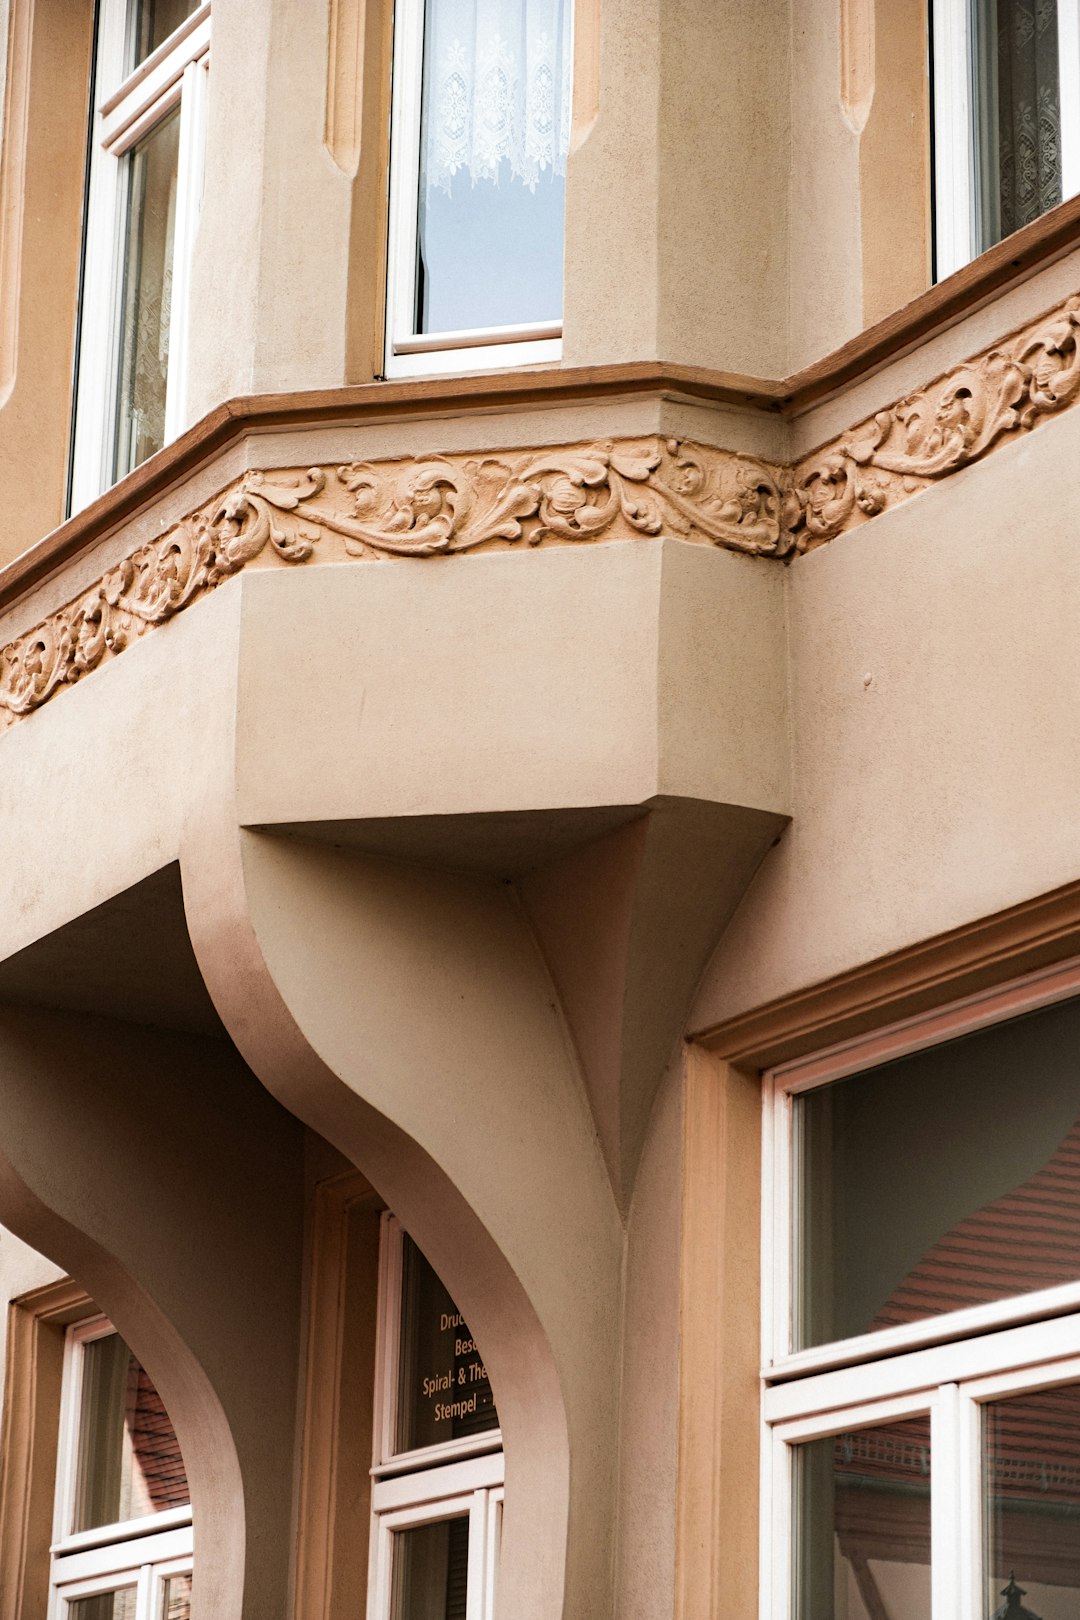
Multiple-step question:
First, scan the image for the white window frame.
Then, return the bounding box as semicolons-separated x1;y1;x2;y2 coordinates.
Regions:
934;0;1080;279
761;949;1080;1620
367;1214;504;1620
49;1316;193;1620
383;0;565;379
69;0;210;513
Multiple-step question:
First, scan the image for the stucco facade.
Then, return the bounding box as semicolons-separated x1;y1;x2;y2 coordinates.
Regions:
1;2;1080;1618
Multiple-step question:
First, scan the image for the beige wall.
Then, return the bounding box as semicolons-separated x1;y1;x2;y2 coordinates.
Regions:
693;402;1080;1033
0;1009;307;1620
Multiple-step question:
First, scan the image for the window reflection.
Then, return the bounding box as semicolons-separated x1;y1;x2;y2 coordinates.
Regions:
390;1518;469;1620
113;110;180;481
985;1385;1080;1620
73;1331;189;1533
795;996;1080;1350
794;1418;931;1620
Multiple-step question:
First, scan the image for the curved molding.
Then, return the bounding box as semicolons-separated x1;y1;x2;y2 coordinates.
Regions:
0;435;787;731
4;286;1080;732
787;294;1080;548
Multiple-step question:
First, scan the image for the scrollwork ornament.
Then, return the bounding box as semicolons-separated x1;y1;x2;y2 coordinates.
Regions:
6;283;1080;736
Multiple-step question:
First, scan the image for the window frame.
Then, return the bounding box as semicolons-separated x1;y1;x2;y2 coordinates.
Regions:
383;0;565;379
933;0;1080;279
48;1315;193;1620
761;948;1080;1620
367;1213;503;1620
68;0;210;514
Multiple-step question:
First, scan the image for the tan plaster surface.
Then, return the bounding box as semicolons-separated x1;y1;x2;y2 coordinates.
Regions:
692;402;1080;1032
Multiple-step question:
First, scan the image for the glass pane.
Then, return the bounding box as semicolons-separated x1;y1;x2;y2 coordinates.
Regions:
396;1234;498;1455
985;1384;1080;1620
69;1589;138;1620
72;1330;189;1533
973;0;1063;252
794;994;1080;1349
129;0;199;68
414;0;570;334
113;110;180;482
391;1517;470;1620
161;1575;193;1620
794;1417;931;1620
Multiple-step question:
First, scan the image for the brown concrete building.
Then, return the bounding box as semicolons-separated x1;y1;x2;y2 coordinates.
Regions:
3;2;1080;1618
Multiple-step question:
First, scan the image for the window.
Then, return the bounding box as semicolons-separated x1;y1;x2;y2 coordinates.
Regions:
50;1317;192;1620
763;957;1080;1620
384;0;571;378
368;1215;503;1620
69;0;209;512
933;0;1080;277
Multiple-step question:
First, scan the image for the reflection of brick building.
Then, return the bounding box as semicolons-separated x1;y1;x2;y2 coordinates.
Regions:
835;1119;1080;1602
130;1364;189;1512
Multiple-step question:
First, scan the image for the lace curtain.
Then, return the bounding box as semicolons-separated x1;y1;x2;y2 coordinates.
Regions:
993;0;1062;236
421;0;573;195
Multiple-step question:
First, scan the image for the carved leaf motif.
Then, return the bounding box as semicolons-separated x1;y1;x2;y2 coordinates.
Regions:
211;472;323;567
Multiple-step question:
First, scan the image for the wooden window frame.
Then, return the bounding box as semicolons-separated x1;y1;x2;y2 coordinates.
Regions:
366;1212;503;1620
382;0;565;379
0;1280;97;1620
933;0;1080;279
68;0;210;513
758;948;1080;1620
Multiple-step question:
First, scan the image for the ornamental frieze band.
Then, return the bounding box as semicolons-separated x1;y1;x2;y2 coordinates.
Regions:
2;288;1080;730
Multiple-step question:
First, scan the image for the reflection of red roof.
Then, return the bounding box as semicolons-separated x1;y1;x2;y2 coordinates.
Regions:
836;1118;1080;1509
873;1117;1080;1331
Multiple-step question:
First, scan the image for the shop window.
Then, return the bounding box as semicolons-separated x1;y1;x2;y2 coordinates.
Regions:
367;1215;502;1620
50;1317;192;1620
68;0;209;512
763;962;1080;1620
384;0;571;378
933;0;1080;277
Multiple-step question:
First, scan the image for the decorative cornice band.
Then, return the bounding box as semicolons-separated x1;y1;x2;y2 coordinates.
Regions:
0;436;788;729
785;293;1080;548
3;286;1080;732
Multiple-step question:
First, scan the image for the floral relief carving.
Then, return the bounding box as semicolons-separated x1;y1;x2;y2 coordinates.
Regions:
786;295;1080;549
0;437;787;730
4;290;1080;732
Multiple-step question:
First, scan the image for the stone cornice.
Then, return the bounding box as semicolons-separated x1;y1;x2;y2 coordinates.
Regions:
3;284;1080;731
0;436;789;729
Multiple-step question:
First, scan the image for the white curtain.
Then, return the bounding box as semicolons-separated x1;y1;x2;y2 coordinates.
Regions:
421;0;573;194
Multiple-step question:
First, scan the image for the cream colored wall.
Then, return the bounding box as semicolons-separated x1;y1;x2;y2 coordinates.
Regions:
0;0;93;563
693;401;1080;1032
0;1009;307;1620
0;520;789;1618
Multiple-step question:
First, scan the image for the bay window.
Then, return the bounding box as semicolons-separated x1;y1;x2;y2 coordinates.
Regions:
764;958;1080;1620
69;0;209;512
50;1316;192;1620
934;0;1080;277
368;1215;503;1620
385;0;571;377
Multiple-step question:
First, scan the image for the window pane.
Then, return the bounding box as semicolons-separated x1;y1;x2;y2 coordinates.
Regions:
129;0;199;68
113;110;180;482
415;0;570;334
396;1235;498;1454
973;0;1062;251
161;1575;193;1620
985;1384;1080;1620
68;1589;138;1620
391;1517;470;1620
794;1418;931;1620
794;995;1080;1349
72;1330;189;1533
